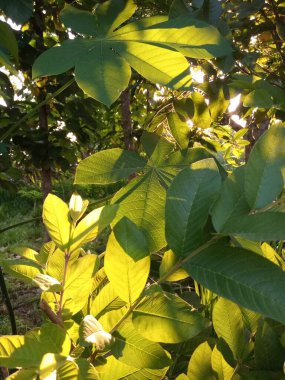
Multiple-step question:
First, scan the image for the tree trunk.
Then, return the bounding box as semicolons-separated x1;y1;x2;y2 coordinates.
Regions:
121;89;134;151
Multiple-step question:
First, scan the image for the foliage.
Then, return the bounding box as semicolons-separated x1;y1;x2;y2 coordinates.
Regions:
1;0;285;379
1;126;285;379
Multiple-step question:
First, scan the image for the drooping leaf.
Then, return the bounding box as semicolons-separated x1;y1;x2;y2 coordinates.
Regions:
132;291;209;343
0;324;70;368
167;112;190;149
111;170;167;253
166;158;221;257
43;194;71;251
244;125;285;209
0;21;18;62
187;341;216;380
1;258;43;283
213;298;249;360
211;345;235;380
63;254;98;315
75;149;147;185
111;322;171;369
74;44;131;107
104;228;150;304
183;243;285;324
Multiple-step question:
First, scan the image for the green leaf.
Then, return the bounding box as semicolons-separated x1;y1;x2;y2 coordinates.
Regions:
166;158;221;257
167;112;190;149
132;291;209;343
39;353;67;379
213;298;249;360
96;355;169;380
13;247;39;263
6;369;37;380
243;89;273;109
98;305;128;332
104;229;150;304
70;207;103;253
75;148;147;185
114;41;192;90
1;258;43;283
211;345;235;380
32;39;93;79
192;92;212;129
0;0;33;24
0;323;70;368
57;359;100;380
245;125;285;209
187;341;216;380
32;274;62;292
183;243;285;324
91;282;126;318
64;254;98;315
112;16;231;59
43;194;71;250
111;170;167;253
111;322;171;369
0;21;18;61
38;241;56;266
74;43;131;107
254;320;285;371
113;217;149;260
212;167;285;241
159;250;189;282
33;1;231;106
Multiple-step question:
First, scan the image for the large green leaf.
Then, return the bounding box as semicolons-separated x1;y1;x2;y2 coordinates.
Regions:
43;194;71;251
63;254;97;315
114;41;192;90
166;158;221;257
0;324;70;368
96;355;169;380
90;282;126;318
1;258;43;283
111;170;166;253
111;322;171;369
32;0;231;106
167;112;190;149
0;0;33;24
183;243;285;324
211;345;235;380
75;43;131;106
254;320;285;371
244;125;285;209
0;21;18;62
212;166;285;240
6;369;38;380
57;359;99;380
213;298;249;360
75;148;147;185
187;341;216;380
104;227;150;304
132;291;209;343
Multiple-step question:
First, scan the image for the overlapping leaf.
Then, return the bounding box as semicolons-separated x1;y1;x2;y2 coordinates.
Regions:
32;0;231;106
183;243;285;324
76;133;219;252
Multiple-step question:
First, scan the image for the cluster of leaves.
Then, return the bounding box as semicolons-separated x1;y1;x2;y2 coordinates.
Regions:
1;125;285;379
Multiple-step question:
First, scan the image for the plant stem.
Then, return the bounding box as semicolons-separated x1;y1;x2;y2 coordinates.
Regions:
0;217;41;234
1;78;75;142
57;253;70;318
0;266;17;335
